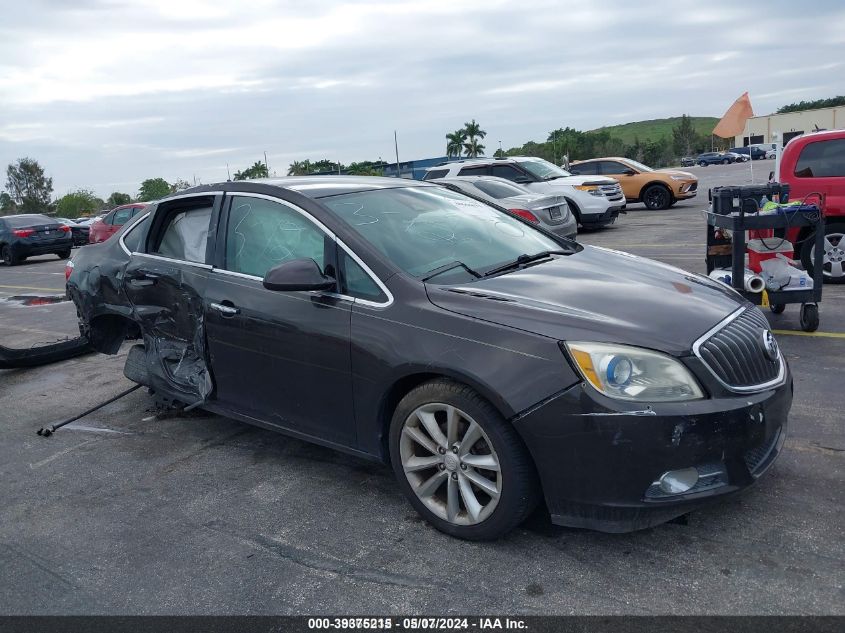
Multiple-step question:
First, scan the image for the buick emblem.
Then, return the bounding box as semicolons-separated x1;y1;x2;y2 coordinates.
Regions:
762;330;779;362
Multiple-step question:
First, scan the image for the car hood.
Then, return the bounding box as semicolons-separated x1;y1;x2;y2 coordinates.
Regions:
655;169;696;179
500;193;567;210
425;246;746;355
532;175;617;187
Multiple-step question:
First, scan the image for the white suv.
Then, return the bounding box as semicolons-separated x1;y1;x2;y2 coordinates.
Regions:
422;156;626;228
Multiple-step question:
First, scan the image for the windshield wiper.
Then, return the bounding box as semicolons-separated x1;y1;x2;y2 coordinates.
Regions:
482;250;568;277
422;261;481;282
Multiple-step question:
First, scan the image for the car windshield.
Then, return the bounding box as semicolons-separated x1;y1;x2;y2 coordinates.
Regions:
518;159;572;180
622;159;653;172
321;186;569;283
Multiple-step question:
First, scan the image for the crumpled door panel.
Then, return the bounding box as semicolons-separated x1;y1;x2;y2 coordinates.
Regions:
123;257;213;404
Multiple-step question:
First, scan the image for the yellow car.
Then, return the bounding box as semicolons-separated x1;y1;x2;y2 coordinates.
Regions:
569;157;697;210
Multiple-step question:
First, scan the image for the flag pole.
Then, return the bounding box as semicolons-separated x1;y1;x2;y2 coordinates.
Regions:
747;117;753;183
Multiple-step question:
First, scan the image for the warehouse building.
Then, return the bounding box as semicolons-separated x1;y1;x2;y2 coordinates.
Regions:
735;105;845;147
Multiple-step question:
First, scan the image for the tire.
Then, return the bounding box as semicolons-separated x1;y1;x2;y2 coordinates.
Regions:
769;303;786;314
1;245;19;266
801;222;845;284
58;249;71;260
722;159;730;165
699;161;707;167
389;379;539;540
642;184;672;210
800;304;819;332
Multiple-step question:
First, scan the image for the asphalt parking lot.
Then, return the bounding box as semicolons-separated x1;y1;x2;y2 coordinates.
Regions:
1;161;843;615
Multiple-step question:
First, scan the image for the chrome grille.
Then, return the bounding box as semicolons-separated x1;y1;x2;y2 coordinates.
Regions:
744;426;782;475
600;184;623;200
695;308;782;390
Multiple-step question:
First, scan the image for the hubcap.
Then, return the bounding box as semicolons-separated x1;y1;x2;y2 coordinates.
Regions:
812;232;845;279
400;403;502;525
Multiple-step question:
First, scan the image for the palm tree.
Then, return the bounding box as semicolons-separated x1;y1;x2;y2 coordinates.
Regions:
462;119;486;158
287;160;313;176
445;129;466;158
463;138;485;158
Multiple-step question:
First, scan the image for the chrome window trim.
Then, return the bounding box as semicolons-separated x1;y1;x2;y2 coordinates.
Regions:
133;252;213;270
219;191;394;308
691;307;786;393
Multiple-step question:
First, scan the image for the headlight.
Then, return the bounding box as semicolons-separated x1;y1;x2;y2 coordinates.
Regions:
573;185;603;196
670;175;689;181
564;342;704;402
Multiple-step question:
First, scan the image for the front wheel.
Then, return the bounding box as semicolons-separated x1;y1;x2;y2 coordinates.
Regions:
389;379;538;540
699;161;707;167
642;185;672;210
801;222;845;284
58;249;71;260
770;303;786;314
722;159;730;165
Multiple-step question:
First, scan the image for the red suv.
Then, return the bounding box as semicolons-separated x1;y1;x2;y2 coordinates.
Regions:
778;129;845;283
88;203;147;244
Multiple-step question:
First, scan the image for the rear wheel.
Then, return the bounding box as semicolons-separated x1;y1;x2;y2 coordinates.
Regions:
800;304;819;332
699;161;707;167
642;185;672;210
389;379;538;540
1;245;19;266
722;158;730;165
58;249;71;260
801;222;845;284
769;303;786;314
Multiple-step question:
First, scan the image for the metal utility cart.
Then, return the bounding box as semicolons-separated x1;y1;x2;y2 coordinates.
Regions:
705;188;825;332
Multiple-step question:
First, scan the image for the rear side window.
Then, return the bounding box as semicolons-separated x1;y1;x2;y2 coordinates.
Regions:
570;163;598;175
794;139;845;178
490;164;528;180
458;166;488;176
224;196;326;278
598;161;628;174
423;169;449;180
122;215;149;252
2;215;51;228
155;206;212;263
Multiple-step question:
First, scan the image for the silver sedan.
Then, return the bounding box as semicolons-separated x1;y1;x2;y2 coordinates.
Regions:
431;176;577;240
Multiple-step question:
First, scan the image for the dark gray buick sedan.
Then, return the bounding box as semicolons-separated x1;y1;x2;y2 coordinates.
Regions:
67;177;791;539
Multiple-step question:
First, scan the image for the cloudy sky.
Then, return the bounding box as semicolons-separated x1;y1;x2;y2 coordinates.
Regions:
2;0;844;199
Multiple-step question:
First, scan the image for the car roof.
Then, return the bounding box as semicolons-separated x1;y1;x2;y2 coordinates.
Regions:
0;213;50;220
178;176;434;199
426;155;546;170
571;157;630;164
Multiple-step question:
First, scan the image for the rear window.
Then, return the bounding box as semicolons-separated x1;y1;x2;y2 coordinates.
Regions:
474;180;528;199
423;169;449;180
794;139;845;178
155;206;213;263
3;215;52;228
458;166;488;176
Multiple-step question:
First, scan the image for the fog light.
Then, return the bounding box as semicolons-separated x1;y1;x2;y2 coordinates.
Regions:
658;468;699;494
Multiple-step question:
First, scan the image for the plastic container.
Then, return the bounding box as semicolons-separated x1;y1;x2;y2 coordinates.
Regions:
747;238;794;273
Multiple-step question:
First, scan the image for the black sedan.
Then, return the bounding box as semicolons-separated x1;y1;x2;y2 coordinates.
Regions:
728;146;768;160
1;214;74;265
696;152;735;166
55;217;91;246
67;177;791;539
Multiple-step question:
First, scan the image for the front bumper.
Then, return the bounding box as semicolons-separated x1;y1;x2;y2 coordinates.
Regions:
513;369;792;532
579;204;624;227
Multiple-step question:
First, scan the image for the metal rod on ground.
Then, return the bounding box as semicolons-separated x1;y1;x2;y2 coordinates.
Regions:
36;384;142;437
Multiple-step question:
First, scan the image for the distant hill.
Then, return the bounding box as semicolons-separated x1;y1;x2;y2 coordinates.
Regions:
587;116;719;145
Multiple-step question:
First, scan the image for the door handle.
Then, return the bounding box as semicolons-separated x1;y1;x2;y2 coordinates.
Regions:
209;302;240;317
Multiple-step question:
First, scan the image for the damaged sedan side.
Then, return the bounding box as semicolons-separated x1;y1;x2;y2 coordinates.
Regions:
67;177;792;540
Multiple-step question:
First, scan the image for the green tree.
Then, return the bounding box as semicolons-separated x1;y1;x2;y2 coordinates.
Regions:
777;95;845;114
107;192;132;206
462;119;486;157
5;157;53;212
671;114;697;157
170;179;192;192
310;159;342;173
287;160;313;176
346;160;385;176
138;178;171;201
233;161;269;180
56;189;100;218
446;129;466;158
0;192;16;215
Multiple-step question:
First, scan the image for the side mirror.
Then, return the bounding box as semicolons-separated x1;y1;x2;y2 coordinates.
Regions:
514;177;534;184
621;168;636;176
262;258;335;292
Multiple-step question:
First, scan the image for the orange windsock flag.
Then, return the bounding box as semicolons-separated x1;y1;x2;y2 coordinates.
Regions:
713;92;755;138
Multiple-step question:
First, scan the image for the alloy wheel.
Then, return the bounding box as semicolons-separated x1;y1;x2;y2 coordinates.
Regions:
813;231;845;280
399;403;502;525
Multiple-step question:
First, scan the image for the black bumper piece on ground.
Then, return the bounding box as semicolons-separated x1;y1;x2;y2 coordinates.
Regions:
513;376;792;533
